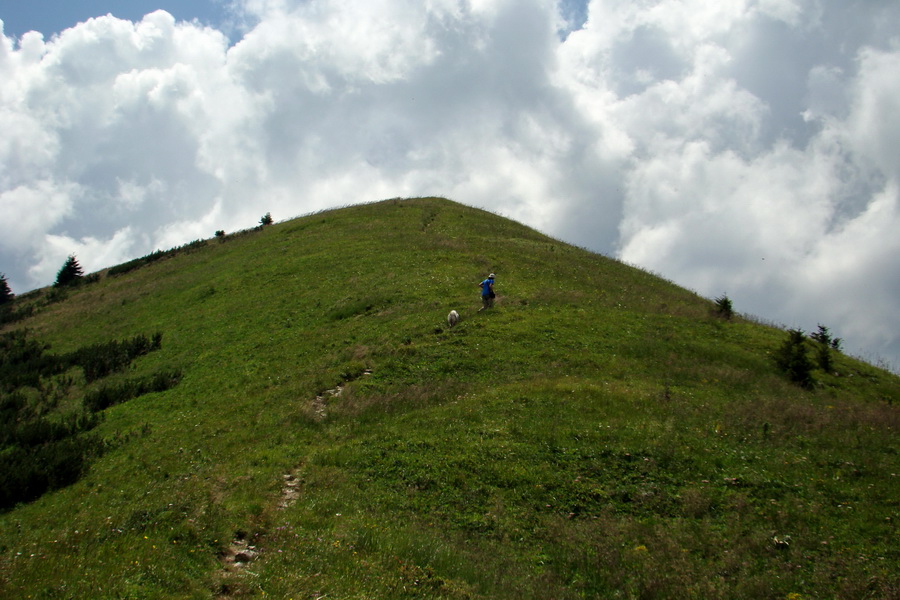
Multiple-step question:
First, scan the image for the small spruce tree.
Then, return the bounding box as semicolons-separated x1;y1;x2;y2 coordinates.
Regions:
774;328;815;389
260;212;273;226
810;324;832;346
55;255;85;288
0;273;12;305
714;294;734;320
810;324;838;373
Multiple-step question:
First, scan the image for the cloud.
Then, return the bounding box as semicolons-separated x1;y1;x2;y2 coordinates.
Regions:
606;1;900;368
0;181;79;260
0;0;898;370
30;227;138;285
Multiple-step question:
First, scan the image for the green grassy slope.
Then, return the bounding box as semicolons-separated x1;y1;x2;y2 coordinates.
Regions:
1;197;897;599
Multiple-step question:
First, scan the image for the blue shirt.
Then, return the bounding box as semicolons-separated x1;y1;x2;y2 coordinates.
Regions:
481;278;494;297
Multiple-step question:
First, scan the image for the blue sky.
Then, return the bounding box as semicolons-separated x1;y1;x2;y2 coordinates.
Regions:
0;0;229;38
0;0;590;39
1;0;898;372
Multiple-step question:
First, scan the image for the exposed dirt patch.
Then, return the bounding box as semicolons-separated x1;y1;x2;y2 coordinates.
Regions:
214;533;261;598
220;535;260;571
279;472;302;509
216;369;373;596
310;368;373;422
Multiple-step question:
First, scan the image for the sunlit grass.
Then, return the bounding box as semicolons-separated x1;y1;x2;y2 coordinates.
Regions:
1;197;897;598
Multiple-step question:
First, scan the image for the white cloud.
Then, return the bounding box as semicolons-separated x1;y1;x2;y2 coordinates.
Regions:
842;45;900;180
755;0;804;26
230;0;449;86
29;227;138;285
0;181;78;249
0;0;898;370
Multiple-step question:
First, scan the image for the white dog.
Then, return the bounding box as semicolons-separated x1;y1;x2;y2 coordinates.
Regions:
447;310;460;328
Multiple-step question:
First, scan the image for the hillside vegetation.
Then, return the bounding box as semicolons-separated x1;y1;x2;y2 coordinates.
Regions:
1;197;897;599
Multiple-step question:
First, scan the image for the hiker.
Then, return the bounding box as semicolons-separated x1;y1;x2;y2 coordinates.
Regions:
479;273;495;311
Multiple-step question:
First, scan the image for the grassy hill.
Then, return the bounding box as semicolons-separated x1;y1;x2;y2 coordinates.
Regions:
1;197;897;599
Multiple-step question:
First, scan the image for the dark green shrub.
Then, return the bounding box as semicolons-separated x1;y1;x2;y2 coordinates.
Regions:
0;330;61;392
0;434;103;510
774;329;815;388
0;392;28;445
0;385;104;511
45;287;69;304
260;212;274;226
107;257;146;277
70;333;162;382
8;411;101;448
0;328;171;510
0;303;34;326
108;241;206;278
180;239;208;252
83;369;182;412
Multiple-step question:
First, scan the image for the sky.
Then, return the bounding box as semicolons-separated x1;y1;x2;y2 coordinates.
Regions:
1;0;898;372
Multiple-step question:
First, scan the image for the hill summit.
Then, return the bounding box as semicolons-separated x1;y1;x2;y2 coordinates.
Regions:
1;197;898;598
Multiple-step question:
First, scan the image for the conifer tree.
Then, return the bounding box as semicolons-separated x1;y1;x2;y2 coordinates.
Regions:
55;255;84;288
0;273;12;304
714;294;734;320
774;329;815;389
810;324;840;372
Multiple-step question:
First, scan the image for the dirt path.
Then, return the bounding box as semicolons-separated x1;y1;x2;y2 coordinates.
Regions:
310;369;372;422
215;369;373;597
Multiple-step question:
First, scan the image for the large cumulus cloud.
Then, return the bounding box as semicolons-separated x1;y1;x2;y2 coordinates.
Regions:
0;0;898;370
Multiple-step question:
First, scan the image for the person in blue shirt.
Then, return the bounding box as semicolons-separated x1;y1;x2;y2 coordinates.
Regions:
479;273;495;311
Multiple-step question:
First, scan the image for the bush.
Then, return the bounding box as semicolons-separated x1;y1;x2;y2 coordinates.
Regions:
108;241;207;278
0;328;173;510
0;303;33;326
1;384;104;510
6;411;102;448
45;287;69;304
69;333;163;382
0;434;103;510
0;330;61;392
260;212;274;226
107;257;146;277
83;369;182;412
774;329;815;388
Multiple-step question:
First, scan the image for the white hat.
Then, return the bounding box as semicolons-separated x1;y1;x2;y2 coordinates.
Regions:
489;273;495;278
